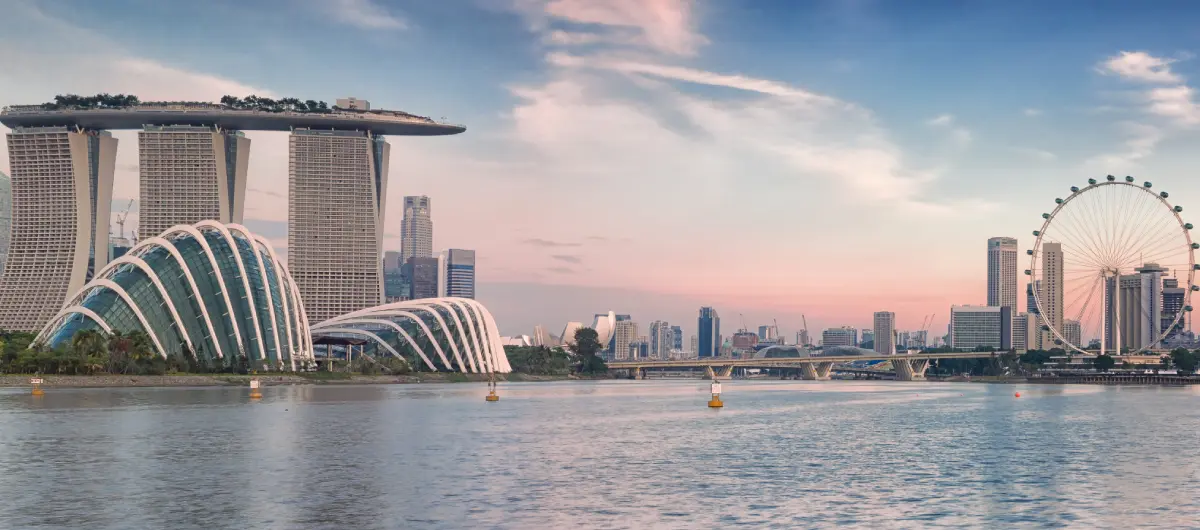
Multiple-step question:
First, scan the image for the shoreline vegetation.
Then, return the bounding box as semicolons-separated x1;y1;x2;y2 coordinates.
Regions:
0;372;585;388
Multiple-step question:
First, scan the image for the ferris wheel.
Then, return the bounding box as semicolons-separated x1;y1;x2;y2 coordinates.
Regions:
1028;176;1197;355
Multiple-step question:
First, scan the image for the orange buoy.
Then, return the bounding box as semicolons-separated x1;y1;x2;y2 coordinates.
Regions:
1014;392;1021;398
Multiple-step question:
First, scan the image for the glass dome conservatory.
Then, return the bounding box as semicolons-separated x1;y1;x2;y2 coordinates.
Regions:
36;221;313;370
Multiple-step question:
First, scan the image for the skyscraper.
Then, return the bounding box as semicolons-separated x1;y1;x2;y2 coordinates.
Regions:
1012;313;1029;352
698;307;720;358
987;237;1019;311
1106;263;1166;351
796;330;810;347
873;311;896;354
401;196;432;262
1026;281;1041;315
0;127;116;331
1041;242;1063;347
1162;277;1186;342
405;256;439;300
671;325;683;351
612;320;638;361
0;171;9;276
288;128;390;323
689;334;698;356
137;125;249;238
757;325;778;342
649;320;672;359
438;249;475;299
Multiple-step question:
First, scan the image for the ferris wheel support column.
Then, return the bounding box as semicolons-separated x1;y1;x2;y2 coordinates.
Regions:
1100;272;1107;357
1114;268;1122;356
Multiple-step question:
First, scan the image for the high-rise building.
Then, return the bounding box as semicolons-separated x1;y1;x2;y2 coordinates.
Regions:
0;127;116;331
612;320;638;361
909;329;928;350
1106;263;1167;351
987;237;1019;311
671;325;683;351
1026;281;1041;315
1162;277;1186;342
401;196;432;262
698;307;720;358
137;125;249;238
382;250;406;302
383;250;403;272
796;329;811;347
873;311;896;354
405;256;439;300
1041;242;1064;348
649;320;672;359
822;327;857;348
288;128;389;323
689;334;698;356
437;249;475;299
757;325;778;342
1064;319;1081;349
731;331;758;350
950;305;1012;351
861;329;874;346
1012;312;1029;352
0;171;9;275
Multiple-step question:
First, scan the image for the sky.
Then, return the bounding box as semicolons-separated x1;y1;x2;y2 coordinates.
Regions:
3;0;1200;339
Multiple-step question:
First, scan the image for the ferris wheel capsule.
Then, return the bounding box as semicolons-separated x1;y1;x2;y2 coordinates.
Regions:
1162;192;1170;198
1071;186;1080;192
1025;269;1032;275
1107;175;1116;181
1186;223;1194;230
1027;249;1034;255
1033;230;1040;236
1125;176;1135;182
1144;181;1153;188
1187;306;1194;312
1055;198;1064;204
1088;178;1097;185
1176;206;1184;213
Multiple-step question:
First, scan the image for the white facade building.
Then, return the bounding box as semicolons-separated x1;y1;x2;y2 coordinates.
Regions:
822;327;858;348
137;125;249;238
612;320;638;361
1041;242;1064;348
649;320;672;359
288;128;390;323
0;171;10;275
1012;312;1029;352
0;127;116;331
987;237;1019;311
950;305;1012;351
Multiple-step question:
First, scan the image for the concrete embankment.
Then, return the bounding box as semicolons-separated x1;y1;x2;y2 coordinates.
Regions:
0;372;577;388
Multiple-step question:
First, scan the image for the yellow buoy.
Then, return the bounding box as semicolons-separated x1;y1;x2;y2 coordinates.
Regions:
485;372;500;402
486;390;500;402
708;381;723;408
31;377;44;396
249;378;263;399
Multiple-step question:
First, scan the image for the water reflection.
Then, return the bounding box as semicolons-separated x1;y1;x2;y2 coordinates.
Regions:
0;381;1197;528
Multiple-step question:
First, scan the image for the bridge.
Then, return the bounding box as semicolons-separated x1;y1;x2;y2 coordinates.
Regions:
607;352;1001;381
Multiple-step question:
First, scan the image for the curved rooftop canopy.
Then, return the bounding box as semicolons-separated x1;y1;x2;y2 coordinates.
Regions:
311;298;510;373
1;103;464;136
36;220;313;371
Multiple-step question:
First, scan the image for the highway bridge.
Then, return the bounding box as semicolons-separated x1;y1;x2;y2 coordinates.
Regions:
607;352;1001;381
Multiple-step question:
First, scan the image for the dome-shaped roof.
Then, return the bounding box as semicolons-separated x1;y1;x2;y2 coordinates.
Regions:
37;221;312;371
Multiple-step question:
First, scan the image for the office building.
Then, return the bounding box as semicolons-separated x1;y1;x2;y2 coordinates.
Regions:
288;128;390;323
405;256;439;300
1106;263;1167;351
628;337;650;359
987;237;1019;311
873;311;896;354
822;327;857;348
950;305;1012;351
796;329;811;347
437;249;475;299
1041;243;1063;347
671;325;683;351
1064;319;1081;349
137;125;249;238
401;196;432;262
698;307;720;358
0;171;9;275
861;329;874;347
612;320;638;361
689;335;698;356
910;330;929;349
1012;312;1029;352
383;250;403;271
1163;277;1186;342
649;320;672;359
0;127;116;331
757;325;778;342
732;331;758;350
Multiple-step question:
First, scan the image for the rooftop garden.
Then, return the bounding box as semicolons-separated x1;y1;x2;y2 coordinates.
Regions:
16;93;441;124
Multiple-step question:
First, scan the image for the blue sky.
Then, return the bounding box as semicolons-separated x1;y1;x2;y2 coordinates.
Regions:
3;0;1200;338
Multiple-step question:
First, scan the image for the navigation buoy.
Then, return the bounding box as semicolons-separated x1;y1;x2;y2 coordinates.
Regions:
485;372;500;402
1014;392;1021;398
30;377;44;396
708;381;724;408
249;378;262;399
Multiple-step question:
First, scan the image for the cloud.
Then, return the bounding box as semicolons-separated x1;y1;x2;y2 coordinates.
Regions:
1146;84;1200;124
1084;122;1162;171
925;114;954;126
924;114;971;146
523;0;708;56
1012;147;1057;162
546;266;578;274
551;254;583;263
522;238;582;248
318;0;407;30
1023;108;1042;117
1097;51;1182;84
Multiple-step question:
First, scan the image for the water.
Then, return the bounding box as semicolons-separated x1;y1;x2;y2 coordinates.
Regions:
0;380;1198;529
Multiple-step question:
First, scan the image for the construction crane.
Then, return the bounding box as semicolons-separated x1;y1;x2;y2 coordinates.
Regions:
740;313;748;333
801;314;810;346
114;199;134;241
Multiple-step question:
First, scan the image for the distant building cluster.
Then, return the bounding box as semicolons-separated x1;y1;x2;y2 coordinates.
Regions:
381;195;477;306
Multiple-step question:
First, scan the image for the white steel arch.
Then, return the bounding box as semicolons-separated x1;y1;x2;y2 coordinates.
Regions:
162;224;247;357
446;299;488;373
197;221;267;360
92;254;195;353
39;306;115;338
313;317;437;370
321;308;455;370
229;224;285;365
137;236;226;359
253;234;297;369
315;327;408;366
328;301;470;372
79;278;168;358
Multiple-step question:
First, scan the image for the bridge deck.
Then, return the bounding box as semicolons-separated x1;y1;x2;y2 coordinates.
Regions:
608;352;997;369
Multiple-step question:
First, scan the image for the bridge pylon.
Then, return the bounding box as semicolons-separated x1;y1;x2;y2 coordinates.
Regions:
892;358;930;381
801;361;833;380
717;365;734;378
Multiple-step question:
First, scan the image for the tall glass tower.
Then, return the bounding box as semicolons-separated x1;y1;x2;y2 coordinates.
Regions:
698;306;720;358
401;195;432;262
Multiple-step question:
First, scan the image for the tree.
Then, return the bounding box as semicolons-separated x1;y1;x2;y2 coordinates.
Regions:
1093;353;1115;372
573;327;607;374
1171;349;1198;375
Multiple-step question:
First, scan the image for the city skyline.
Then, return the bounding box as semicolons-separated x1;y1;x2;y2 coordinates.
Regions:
7;1;1200;335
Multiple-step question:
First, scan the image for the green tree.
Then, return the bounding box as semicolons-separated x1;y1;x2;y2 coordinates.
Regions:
573;327;607;375
1171;349;1198;374
1092;353;1115;372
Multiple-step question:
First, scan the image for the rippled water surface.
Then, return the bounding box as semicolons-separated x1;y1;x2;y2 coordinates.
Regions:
1;380;1199;529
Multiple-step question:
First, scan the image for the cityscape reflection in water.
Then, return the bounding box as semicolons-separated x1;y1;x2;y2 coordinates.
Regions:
0;381;1198;529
